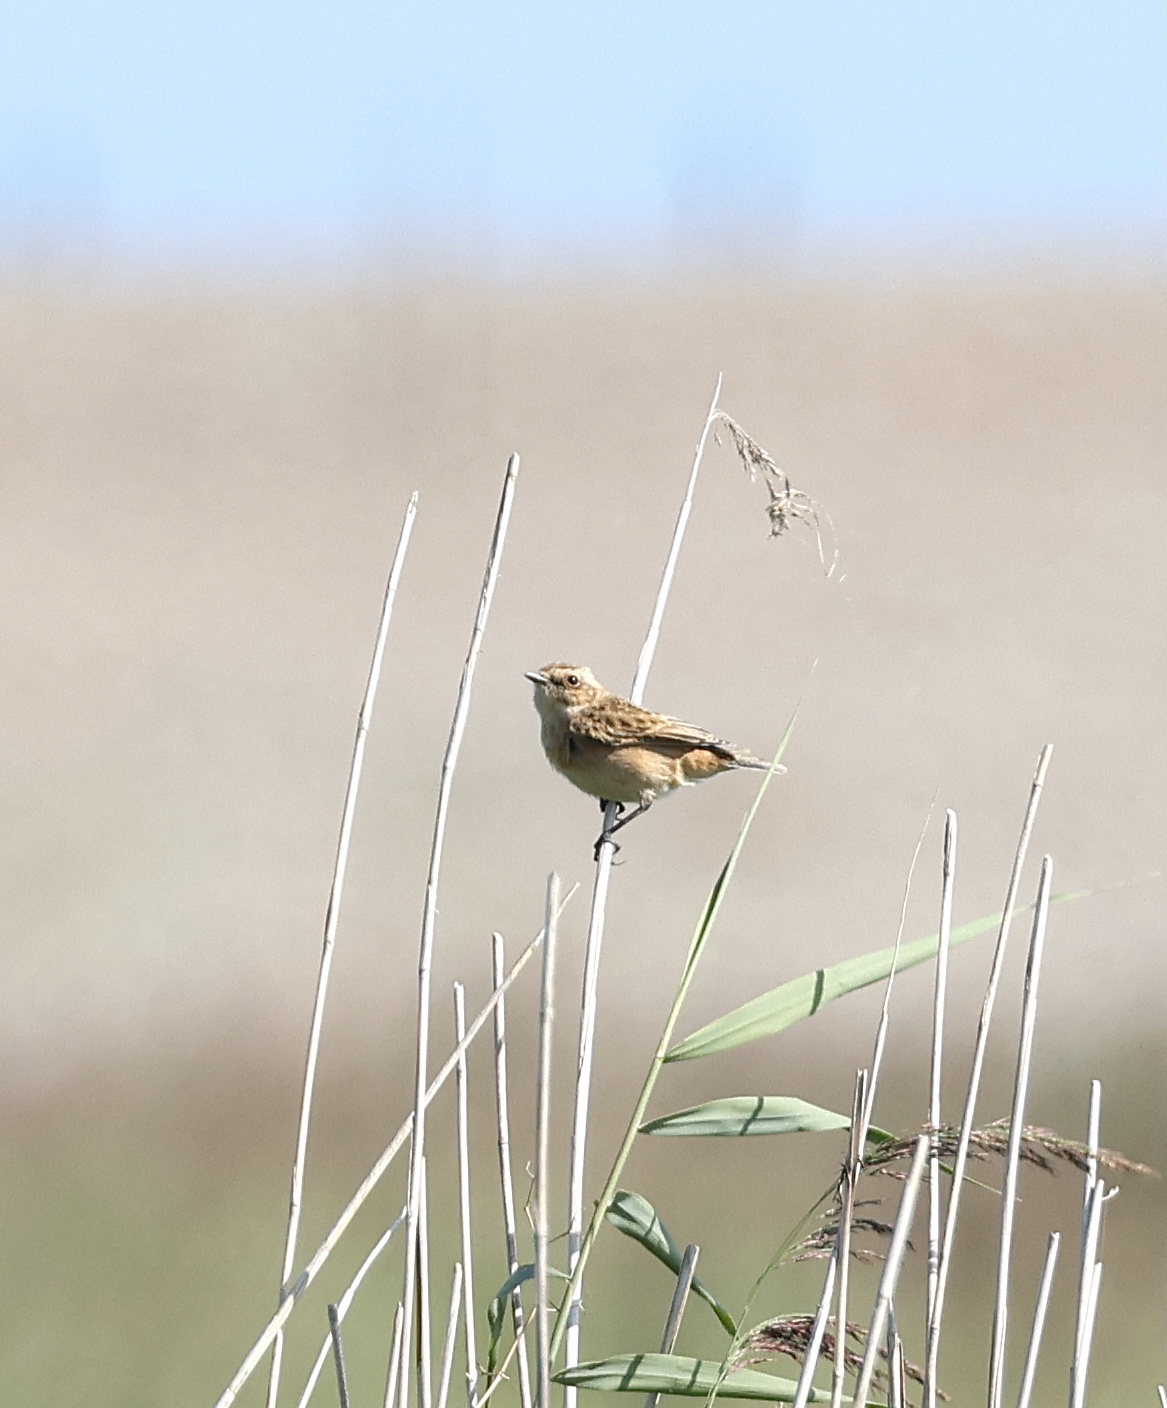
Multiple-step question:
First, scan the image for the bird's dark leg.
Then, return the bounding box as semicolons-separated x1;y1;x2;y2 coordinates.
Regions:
593;800;621;862
592;800;650;862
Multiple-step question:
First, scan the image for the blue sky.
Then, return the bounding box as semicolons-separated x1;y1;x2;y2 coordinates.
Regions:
0;1;1162;269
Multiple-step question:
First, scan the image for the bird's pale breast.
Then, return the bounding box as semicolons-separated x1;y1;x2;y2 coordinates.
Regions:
562;738;684;805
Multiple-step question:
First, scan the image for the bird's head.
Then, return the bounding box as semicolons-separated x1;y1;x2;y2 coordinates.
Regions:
525;663;606;712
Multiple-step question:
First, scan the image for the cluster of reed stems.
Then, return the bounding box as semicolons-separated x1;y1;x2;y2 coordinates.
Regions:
211;386;1155;1408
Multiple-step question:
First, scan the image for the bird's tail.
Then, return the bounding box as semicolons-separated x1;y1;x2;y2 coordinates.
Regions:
735;753;787;774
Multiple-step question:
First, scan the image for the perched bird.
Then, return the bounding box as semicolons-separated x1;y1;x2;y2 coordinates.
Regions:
525;663;781;857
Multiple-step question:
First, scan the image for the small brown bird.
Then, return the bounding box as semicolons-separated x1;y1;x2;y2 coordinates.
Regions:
526;663;781;856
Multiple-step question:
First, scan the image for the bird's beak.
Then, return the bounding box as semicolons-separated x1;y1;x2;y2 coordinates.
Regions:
525;670;549;686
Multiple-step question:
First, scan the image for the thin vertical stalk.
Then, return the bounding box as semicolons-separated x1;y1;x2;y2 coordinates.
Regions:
1156;1387;1166;1408
989;856;1053;1408
892;1340;906;1408
491;933;534;1408
214;892;575;1408
630;372;724;701
417;1159;434;1408
383;1305;406;1408
1072;1080;1102;1367
293;1210;406;1408
453;983;479;1406
562;854;615;1395
564;375;723;1400
643;1245;700;1408
886;1311;903;1408
1073;1263;1104;1408
850;1137;929;1408
924;745;1053;1401
436;1265;466;1408
1015;1233;1059;1408
1082;1084;1101;1227
792;1252;837;1408
266;491;419;1408
831;1070;869;1408
328;1304;352;1408
1070;1180;1106;1408
925;810;957;1408
399;456;520;1408
865;802;935;1133
535;875;561;1408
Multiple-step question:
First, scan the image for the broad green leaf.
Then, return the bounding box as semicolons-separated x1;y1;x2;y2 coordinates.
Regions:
554;1353;835;1402
666;892;1089;1063
606;1191;736;1335
641;1096;852;1138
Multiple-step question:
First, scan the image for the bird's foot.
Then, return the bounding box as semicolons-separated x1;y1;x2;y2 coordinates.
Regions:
593;832;622;863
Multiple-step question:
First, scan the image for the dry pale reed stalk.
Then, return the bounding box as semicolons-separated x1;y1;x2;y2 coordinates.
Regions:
791;1249;838;1408
491;932;534;1408
883;1309;903;1408
436;1264;465;1408
1074;1261;1104;1408
1070;1175;1107;1408
265;491;418;1408
294;1210;406;1408
398;456;520;1408
1015;1232;1059;1408
563;374;724;1402
989;856;1053;1408
382;1305;406;1408
1072;1079;1102;1374
417;1160;434;1408
864;801;935;1135
923;745;1053;1401
453;983;479;1407
213;889;576;1408
831;1071;869;1408
328;1303;352;1408
888;1324;905;1408
850;1136;929;1407
643;1244;700;1408
925;809;957;1408
536;875;561;1408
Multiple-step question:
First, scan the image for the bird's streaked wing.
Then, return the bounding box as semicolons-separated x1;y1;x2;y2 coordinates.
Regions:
570;700;738;759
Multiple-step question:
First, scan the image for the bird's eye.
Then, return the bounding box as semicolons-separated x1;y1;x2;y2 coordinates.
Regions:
567;674;580;686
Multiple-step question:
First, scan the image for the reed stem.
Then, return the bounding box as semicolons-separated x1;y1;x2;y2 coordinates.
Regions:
399;458;520;1408
266;492;418;1408
536;876;561;1408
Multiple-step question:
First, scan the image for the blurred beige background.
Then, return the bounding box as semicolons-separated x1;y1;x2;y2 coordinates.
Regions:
1;264;1163;1404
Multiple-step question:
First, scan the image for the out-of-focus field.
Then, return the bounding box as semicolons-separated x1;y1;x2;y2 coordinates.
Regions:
0;266;1163;1406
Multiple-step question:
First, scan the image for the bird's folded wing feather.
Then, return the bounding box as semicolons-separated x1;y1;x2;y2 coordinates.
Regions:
570;703;737;758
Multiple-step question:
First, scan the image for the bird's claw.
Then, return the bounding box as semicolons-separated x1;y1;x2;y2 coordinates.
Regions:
593;833;622;864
